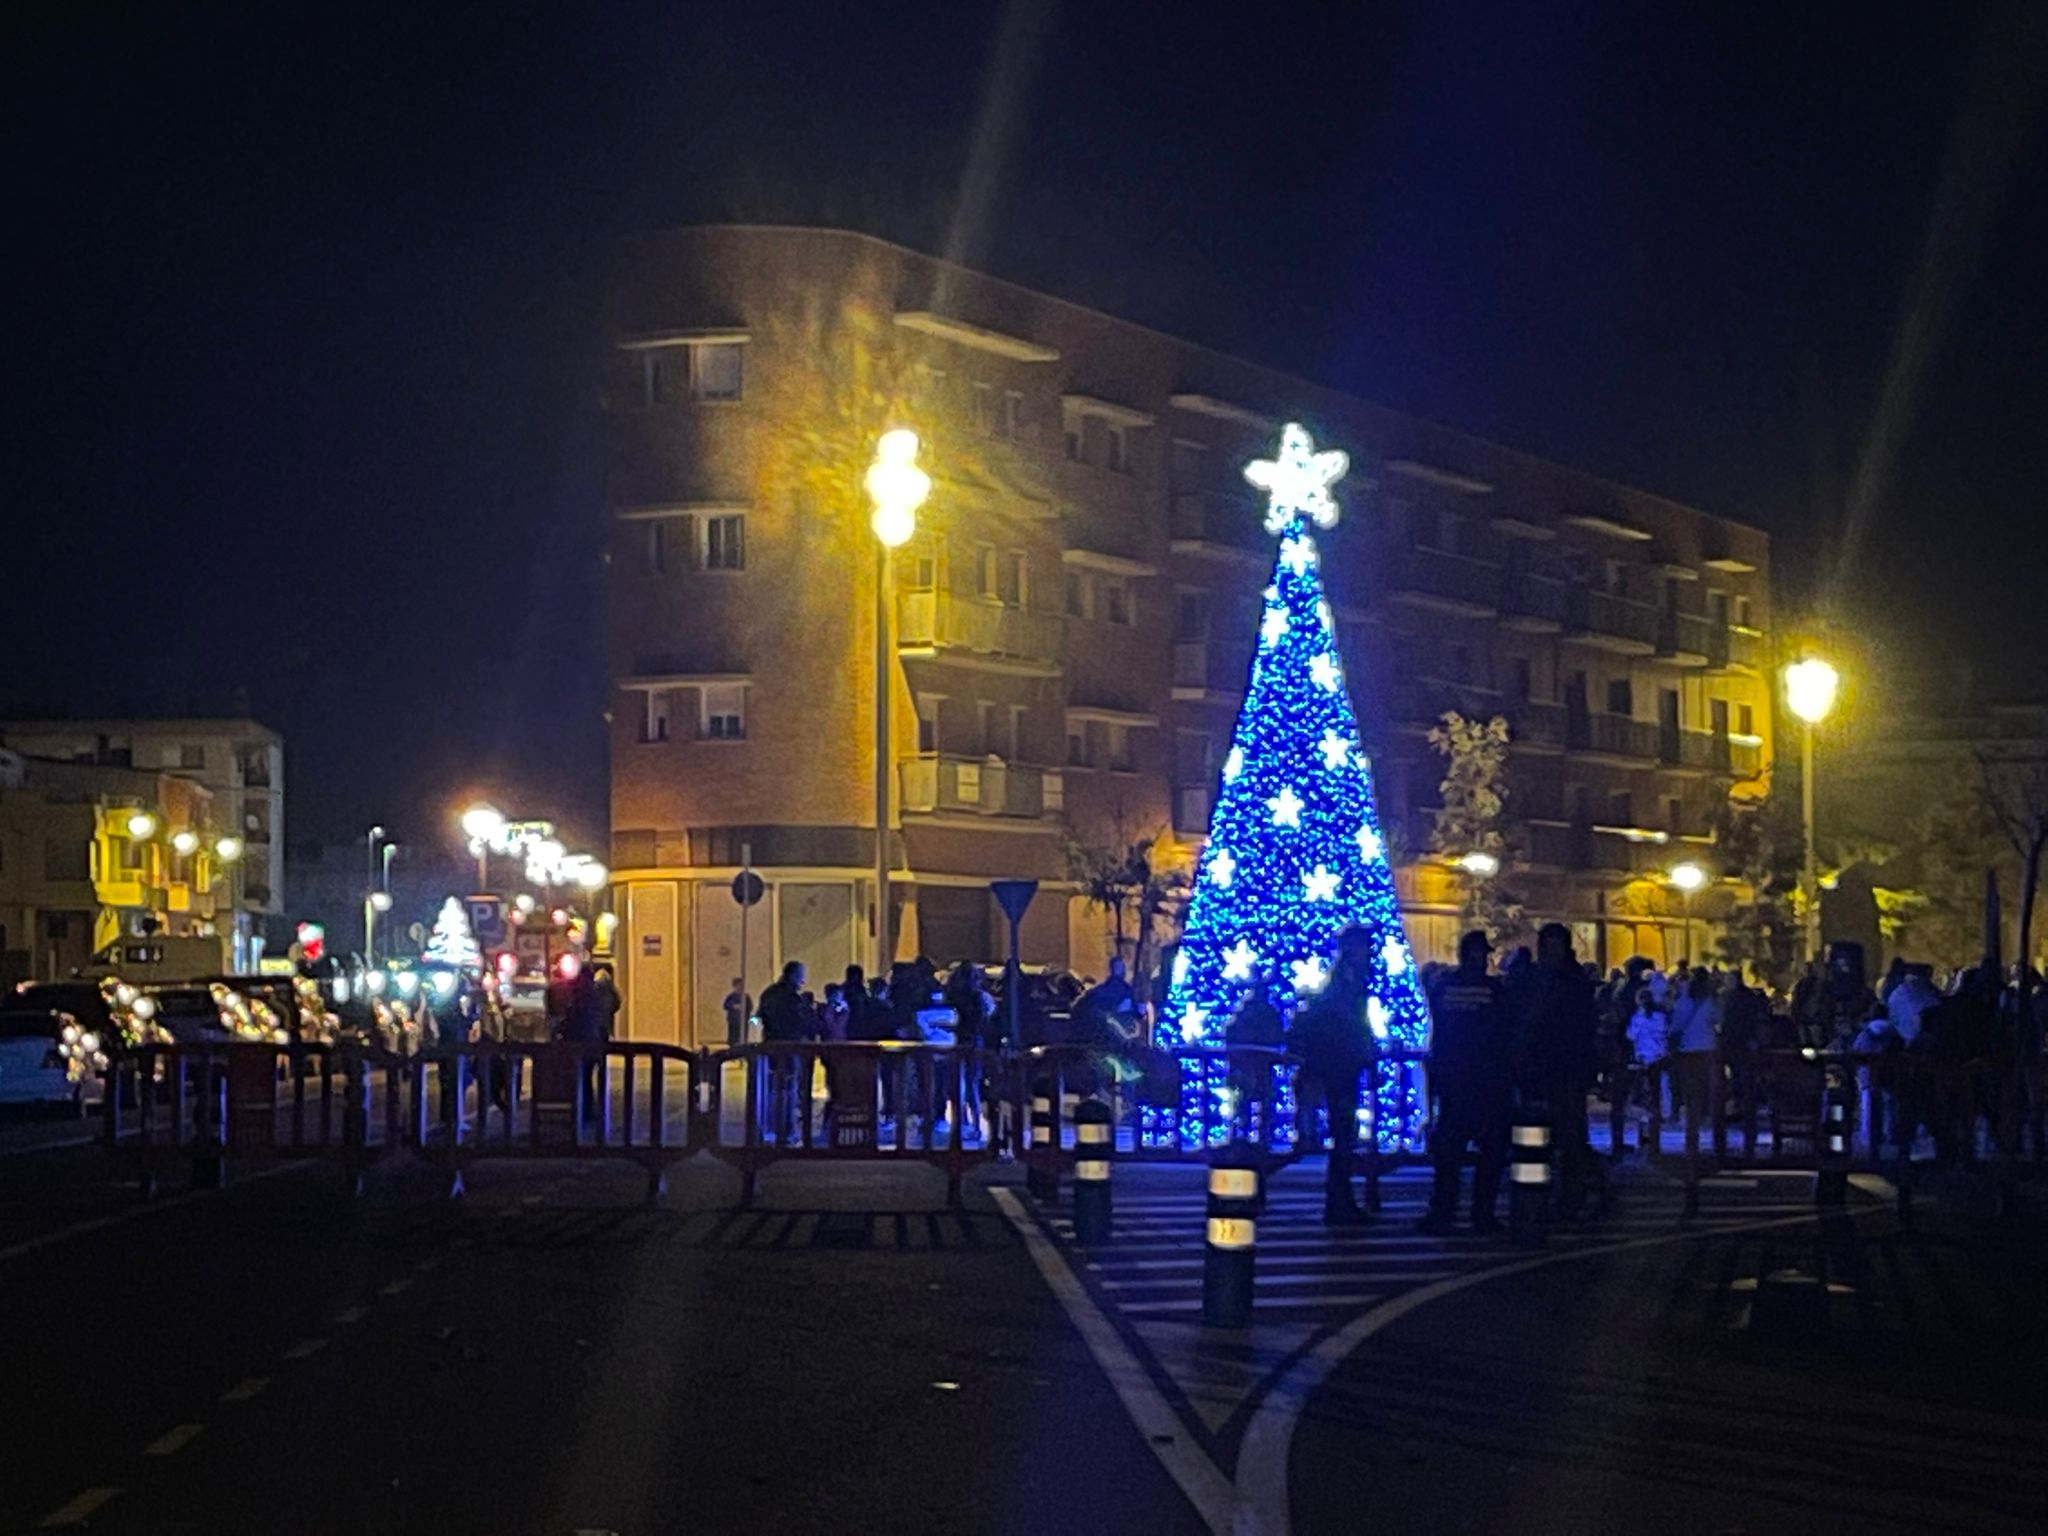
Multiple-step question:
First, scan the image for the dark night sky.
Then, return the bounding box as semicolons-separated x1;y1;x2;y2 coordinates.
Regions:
6;2;2045;852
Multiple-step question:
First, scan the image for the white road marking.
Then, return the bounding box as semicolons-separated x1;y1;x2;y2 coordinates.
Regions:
38;1487;121;1527
144;1423;205;1456
991;1187;1235;1535
378;1278;412;1296
220;1377;270;1402
283;1338;328;1360
333;1305;369;1324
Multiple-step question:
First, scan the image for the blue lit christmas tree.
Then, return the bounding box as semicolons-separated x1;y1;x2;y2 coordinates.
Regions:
1161;423;1432;1151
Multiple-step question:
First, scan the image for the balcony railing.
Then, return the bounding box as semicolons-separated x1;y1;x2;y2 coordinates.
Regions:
1522;822;1677;876
1503;697;1567;750
1655;727;1766;777
1383;546;1502;614
1657;612;1717;664
897;591;1063;669
1566;589;1662;651
899;755;1058;820
1724;626;1764;670
1171;640;1247;699
1565;710;1659;762
1499;572;1570;629
1169;492;1265;554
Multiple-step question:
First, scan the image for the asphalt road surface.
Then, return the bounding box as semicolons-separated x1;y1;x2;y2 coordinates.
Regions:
6;1108;2046;1535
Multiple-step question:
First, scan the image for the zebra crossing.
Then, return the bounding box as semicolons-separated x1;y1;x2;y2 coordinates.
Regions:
1036;1161;1845;1329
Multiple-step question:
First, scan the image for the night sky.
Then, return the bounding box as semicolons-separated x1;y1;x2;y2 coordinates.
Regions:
8;2;2045;852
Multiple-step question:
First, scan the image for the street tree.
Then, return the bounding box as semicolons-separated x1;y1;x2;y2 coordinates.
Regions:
1424;710;1524;945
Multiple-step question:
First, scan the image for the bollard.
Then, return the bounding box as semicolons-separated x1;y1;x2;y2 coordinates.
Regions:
1027;1078;1059;1202
1815;1066;1853;1207
1072;1099;1114;1244
1203;1142;1260;1328
1507;1109;1551;1248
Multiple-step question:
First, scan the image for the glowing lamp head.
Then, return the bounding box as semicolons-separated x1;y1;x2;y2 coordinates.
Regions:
864;427;930;548
214;836;243;863
513;893;535;915
125;811;158;840
573;861;608;892
558;953;582;981
1783;656;1839;726
369;891;393;912
460;804;506;843
1669;861;1709;894
432;971;458;998
170;830;200;857
1457;851;1501;878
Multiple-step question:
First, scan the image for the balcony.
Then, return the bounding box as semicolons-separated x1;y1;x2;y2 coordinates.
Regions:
1721;625;1765;672
1171;641;1247;704
1565;710;1659;764
897;591;1063;675
1169;492;1267;563
1499;572;1569;632
899;755;1058;821
1522;822;1677;877
1565;589;1661;655
1502;697;1567;752
1384;546;1501;618
1657;612;1716;667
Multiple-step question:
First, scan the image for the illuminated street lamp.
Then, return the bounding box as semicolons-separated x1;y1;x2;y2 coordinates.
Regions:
1456;850;1500;878
1782;655;1839;961
214;835;243;863
461;803;505;889
170;830;200;857
126;811;158;841
864;427;932;974
1669;860;1709;964
364;889;393;967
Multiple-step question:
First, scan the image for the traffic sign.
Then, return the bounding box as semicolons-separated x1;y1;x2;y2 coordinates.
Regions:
990;879;1038;923
731;870;766;907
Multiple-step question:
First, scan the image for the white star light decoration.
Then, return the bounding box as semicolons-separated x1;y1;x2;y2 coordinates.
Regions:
1382;934;1411;978
1268;785;1304;828
1303;864;1342;902
1179;1004;1207;1044
1208;847;1237;887
1357;825;1382;862
1260;607;1290;648
1319;729;1349;770
1309;653;1342;692
1279;534;1318;576
1171;951;1189;987
1291;955;1330;994
1245;423;1350;534
1221;937;1259;981
1367;996;1391;1041
1222;747;1243;783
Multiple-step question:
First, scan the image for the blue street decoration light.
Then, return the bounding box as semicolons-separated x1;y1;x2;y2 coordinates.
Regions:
1159;423;1433;1152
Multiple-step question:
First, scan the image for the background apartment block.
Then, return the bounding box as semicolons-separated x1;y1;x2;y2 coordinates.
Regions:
0;717;284;967
602;226;1774;1046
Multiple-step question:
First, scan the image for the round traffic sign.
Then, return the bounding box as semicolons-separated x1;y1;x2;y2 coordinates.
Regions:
731;870;766;907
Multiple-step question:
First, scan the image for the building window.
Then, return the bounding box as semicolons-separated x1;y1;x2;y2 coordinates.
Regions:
689;342;744;401
178;743;207;770
1100;576;1133;626
1066;725;1090;768
1064;416;1085;463
916;695;942;755
45;837;89;882
1065;570;1091;619
1001;551;1028;608
1450;645;1473;685
1508;657;1533;701
1733;595;1752;626
909;536;942;590
641;691;672;744
1003;390;1025;441
1666;796;1683;833
1104;424;1130;474
1606;678;1632;716
640;352;667;407
700;684;746;740
1173;589;1210;643
704;514;745;571
1170;439;1206;494
1009;704;1029;761
972;382;995;435
646;517;688;574
1105;723;1134;772
977;545;1000;600
1737;703;1755;736
1608;791;1633;827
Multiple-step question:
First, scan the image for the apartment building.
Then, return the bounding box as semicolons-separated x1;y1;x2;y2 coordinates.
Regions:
0;718;285;967
602;226;1774;1045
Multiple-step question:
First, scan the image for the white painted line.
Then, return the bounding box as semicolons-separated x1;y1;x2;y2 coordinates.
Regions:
414;1255;443;1272
1098;1250;1466;1273
220;1377;270;1402
1229;1206;1880;1535
283;1338;328;1360
333;1305;369;1324
0;1128;101;1160
38;1488;120;1527
1107;1271;1458;1294
378;1278;412;1296
0;1161;303;1266
145;1423;205;1456
1121;1293;1388;1316
991;1187;1233;1535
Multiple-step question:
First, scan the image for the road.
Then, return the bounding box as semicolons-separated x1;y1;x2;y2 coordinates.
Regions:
4;1104;2045;1534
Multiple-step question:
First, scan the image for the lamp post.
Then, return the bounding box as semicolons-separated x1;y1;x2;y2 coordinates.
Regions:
367;825;385;906
460;804;505;892
1669;860;1708;964
1782;656;1839;963
364;890;393;967
864;428;931;976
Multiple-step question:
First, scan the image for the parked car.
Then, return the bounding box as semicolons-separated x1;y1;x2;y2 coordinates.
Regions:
146;986;234;1046
11;981;119;1042
0;1007;100;1112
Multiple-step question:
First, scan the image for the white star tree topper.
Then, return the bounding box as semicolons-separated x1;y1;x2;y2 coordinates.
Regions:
1245;423;1351;534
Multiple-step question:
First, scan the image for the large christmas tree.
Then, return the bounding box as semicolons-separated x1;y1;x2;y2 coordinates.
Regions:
1162;423;1432;1151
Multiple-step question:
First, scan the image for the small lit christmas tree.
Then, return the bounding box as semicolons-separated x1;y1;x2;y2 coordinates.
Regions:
1161;423;1432;1151
422;897;481;969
